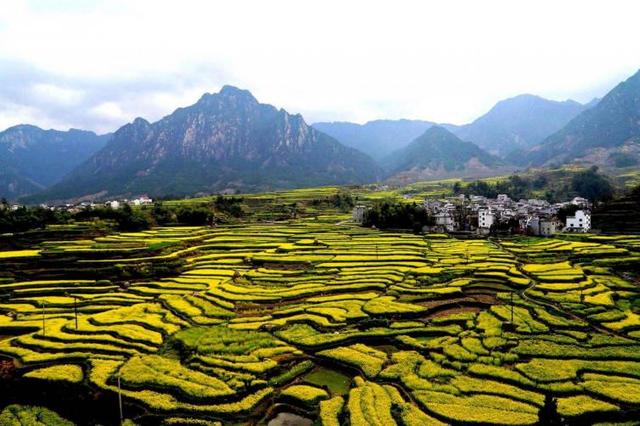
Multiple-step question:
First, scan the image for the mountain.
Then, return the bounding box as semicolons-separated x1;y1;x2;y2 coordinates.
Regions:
383;126;510;184
312;119;435;160
521;69;640;167
0;125;109;199
313;95;586;161
33;86;381;202
445;94;588;157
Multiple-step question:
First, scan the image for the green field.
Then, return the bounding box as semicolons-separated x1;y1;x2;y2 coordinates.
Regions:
1;198;640;425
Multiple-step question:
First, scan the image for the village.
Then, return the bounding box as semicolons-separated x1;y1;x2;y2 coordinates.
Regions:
0;196;154;214
2;192;592;237
353;193;592;236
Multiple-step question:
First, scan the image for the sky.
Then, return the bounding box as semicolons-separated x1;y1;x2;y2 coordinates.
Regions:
0;0;639;134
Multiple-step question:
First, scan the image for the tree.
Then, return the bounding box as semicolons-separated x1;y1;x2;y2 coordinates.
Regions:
362;201;433;233
532;174;548;190
152;202;174;225
571;166;614;203
328;190;355;211
462;180;497;198
537;394;563;426
176;206;214;225
116;204;150;231
214;195;244;217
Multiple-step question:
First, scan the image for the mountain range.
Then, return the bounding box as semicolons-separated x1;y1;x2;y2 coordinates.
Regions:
382;126;511;184
30;86;381;202
0;126;109;199
444;94;590;157
313;95;590;159
312;119;434;160
516;69;640;168
2;68;639;202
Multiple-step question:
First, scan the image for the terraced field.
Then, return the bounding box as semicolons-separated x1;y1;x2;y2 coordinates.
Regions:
0;220;639;425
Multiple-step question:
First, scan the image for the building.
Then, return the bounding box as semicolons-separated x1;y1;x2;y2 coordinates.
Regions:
565;210;591;232
352;205;367;224
478;208;495;230
105;200;120;210
571;197;590;208
421;193;589;235
434;212;456;232
131;196;153;206
540;219;559;236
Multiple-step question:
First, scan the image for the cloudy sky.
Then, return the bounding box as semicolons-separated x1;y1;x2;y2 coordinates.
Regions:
1;0;639;134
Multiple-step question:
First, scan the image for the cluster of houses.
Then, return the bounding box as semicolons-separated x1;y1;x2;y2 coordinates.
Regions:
0;196;155;214
353;194;592;236
103;196;153;210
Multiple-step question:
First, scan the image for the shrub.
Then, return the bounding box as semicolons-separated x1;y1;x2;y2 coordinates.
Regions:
0;405;73;426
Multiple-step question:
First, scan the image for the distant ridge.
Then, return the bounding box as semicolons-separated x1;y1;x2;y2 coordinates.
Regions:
383;126;510;184
0;125;109;199
312;119;434;160
31;86;381;202
445;94;588;157
520;69;640;168
314;94;588;160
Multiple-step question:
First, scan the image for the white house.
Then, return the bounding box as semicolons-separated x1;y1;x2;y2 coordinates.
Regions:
106;200;120;210
352;205;367;224
565;210;591;232
478;208;495;230
434;212;456;232
131;196;153;206
571;197;590;208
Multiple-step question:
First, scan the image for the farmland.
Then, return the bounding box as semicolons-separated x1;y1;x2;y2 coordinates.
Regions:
1;197;640;425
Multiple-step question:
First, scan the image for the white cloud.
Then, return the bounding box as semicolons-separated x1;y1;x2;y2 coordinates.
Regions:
0;0;639;131
89;101;125;120
31;83;84;106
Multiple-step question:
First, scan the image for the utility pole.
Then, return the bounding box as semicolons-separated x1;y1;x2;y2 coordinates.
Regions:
41;302;46;336
74;296;78;330
510;291;514;325
118;373;124;425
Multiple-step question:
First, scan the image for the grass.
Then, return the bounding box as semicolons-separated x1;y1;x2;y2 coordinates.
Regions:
303;367;352;396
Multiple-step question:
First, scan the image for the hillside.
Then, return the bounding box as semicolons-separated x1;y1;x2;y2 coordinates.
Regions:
0;125;109;199
31;86;381;202
383;126;509;183
445;94;587;157
312;119;434;160
521;69;640;167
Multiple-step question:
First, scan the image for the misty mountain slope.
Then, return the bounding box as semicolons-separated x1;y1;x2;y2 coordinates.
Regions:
445;94;587;157
314;94;586;160
521;69;640;167
0;125;109;199
383;126;510;184
33;86;381;201
312;119;434;160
